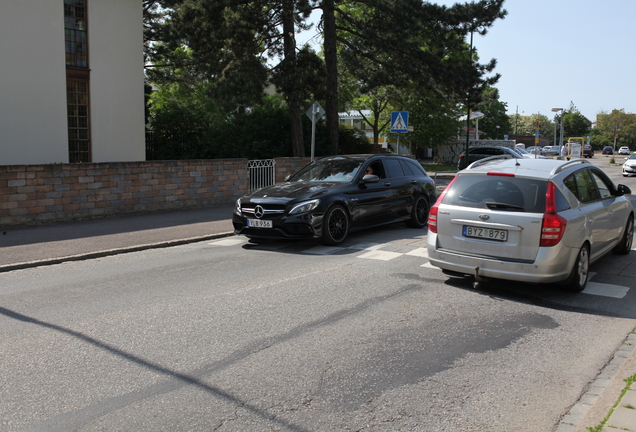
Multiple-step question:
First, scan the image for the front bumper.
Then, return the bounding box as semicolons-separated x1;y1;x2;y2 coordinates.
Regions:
233;210;324;240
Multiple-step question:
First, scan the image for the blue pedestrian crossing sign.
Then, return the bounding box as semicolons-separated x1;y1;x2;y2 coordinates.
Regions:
391;111;409;133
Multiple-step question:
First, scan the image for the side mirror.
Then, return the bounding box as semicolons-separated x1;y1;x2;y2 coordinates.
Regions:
617;184;631;196
361;174;379;184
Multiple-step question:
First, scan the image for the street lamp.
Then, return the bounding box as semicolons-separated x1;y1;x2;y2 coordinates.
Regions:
496;125;500;140
551;108;564;151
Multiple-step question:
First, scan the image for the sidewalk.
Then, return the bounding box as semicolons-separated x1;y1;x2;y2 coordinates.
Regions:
0;204;235;271
0;204;635;432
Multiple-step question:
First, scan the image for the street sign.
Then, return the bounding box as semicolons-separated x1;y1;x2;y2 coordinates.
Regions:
306;101;325;121
307;101;325;162
390;111;409;133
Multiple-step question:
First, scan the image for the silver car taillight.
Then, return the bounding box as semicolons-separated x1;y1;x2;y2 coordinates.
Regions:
540;182;567;247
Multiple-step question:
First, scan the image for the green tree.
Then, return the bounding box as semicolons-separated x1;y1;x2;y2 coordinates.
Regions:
472;86;509;139
322;0;507;154
146;0;322;157
555;103;591;139
596;109;636;149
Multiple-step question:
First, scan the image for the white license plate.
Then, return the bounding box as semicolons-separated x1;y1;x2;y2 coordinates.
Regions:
247;219;273;228
463;225;508;242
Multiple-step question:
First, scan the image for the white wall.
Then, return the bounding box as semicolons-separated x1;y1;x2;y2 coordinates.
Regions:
90;0;145;162
0;0;69;165
0;0;145;166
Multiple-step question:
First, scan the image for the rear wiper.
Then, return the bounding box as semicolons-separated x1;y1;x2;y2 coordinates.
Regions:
485;202;525;210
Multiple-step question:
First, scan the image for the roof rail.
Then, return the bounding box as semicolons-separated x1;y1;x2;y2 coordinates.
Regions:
550;158;591;176
466;154;514;170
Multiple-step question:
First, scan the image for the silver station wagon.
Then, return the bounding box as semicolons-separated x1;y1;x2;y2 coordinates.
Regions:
427;157;634;292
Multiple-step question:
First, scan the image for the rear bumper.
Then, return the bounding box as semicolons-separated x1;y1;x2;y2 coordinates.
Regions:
426;233;575;284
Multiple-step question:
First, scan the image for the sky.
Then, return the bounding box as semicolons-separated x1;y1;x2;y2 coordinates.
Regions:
300;0;636;123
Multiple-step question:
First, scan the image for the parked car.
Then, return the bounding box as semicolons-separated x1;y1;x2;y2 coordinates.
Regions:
583;145;594;158
526;146;546;156
427;158;634;292
602;146;614;155
619;146;630;155
622;153;636;176
543;145;561;156
233;154;436;245
457;146;523;170
515;147;548;159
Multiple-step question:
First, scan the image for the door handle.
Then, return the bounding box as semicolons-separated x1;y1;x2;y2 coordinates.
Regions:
383;182;391;187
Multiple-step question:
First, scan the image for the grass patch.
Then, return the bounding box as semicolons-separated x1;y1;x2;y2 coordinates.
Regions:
587;373;636;432
420;163;457;173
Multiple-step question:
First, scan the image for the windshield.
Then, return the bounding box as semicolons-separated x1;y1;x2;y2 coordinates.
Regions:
289;158;364;182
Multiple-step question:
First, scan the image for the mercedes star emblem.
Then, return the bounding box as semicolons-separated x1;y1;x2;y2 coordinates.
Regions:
254;205;265;219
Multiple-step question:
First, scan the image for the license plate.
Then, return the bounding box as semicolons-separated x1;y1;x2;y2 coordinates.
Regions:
463;225;508;242
247;219;273;228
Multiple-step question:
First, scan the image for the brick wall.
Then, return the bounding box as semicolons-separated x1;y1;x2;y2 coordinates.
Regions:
0;157;315;226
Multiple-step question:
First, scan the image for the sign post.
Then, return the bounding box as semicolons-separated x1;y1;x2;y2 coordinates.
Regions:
306;102;325;161
391;112;409;155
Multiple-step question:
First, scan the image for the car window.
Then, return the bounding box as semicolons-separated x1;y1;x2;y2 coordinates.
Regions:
399;160;415;176
564;170;599;203
290;159;362;182
383;159;405;178
590;170;612;199
402;159;427;176
366;161;386;179
442;175;547;212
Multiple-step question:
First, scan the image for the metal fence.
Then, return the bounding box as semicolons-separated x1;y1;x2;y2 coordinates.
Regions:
248;159;276;192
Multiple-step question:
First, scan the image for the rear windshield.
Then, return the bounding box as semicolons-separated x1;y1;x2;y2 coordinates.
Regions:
443;174;548;213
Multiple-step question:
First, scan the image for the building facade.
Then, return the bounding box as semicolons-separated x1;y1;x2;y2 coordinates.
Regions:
1;0;145;166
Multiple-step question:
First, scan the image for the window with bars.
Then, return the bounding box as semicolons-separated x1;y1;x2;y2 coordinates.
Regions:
65;0;90;162
64;0;88;68
67;79;91;163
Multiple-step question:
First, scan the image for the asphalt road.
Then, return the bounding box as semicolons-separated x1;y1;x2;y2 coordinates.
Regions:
2;203;636;431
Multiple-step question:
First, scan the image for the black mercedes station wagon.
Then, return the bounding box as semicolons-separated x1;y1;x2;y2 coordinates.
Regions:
232;154;437;245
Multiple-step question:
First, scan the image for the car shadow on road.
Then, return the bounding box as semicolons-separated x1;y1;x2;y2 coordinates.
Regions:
438;261;636;320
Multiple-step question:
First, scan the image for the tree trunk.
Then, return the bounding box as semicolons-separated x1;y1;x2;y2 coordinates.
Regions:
283;0;305;157
322;0;339;155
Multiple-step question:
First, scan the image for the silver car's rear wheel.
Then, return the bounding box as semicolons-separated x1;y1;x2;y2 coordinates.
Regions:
613;215;634;255
563;245;589;293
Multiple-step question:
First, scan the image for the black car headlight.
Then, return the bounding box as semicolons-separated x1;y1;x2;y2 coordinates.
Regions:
235;198;242;213
289;199;320;215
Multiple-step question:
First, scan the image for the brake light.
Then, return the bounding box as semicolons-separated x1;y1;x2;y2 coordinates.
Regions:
428;176;457;234
540;182;567;247
487;172;515;177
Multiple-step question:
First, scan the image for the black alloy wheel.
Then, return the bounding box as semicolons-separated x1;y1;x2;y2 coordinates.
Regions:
407;195;429;228
322;204;349;245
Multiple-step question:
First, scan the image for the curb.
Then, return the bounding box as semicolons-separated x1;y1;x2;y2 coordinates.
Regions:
556;330;636;432
0;231;235;273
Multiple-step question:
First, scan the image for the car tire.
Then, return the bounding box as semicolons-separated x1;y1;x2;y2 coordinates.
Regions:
321;204;349;245
612;215;634;255
407;195;429;228
562;244;589;292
